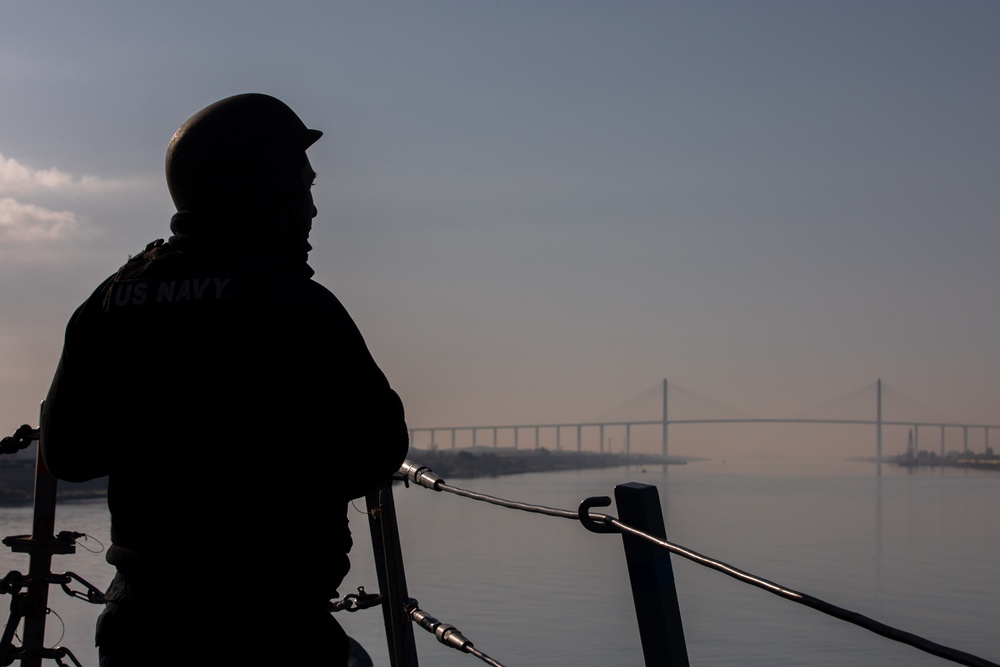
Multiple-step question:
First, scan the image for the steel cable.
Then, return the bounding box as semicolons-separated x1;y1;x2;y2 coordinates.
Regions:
397;460;999;667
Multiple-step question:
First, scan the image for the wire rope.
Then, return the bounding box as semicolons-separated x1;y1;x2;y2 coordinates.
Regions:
398;461;999;667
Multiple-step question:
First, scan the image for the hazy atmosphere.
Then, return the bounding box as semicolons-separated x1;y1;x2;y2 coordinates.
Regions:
2;2;998;460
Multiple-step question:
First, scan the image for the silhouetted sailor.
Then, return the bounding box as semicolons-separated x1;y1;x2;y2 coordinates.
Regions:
41;93;408;666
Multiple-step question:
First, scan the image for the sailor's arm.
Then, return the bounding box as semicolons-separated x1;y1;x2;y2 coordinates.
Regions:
336;381;409;501
39;298;113;482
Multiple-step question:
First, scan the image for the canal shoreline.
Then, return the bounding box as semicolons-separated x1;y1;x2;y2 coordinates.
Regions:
402;447;687;481
2;448;688;505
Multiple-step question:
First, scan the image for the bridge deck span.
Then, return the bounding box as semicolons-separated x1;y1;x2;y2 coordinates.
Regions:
409;380;998;464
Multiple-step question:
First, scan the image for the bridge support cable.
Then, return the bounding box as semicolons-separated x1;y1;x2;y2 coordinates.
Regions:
398;460;999;667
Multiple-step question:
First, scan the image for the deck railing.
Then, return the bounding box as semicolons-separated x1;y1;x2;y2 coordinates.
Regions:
364;460;999;667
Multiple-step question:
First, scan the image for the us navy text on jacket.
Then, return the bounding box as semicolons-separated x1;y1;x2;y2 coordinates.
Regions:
112;278;233;307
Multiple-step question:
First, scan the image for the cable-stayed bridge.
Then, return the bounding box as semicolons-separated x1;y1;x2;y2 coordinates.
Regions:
409;379;999;464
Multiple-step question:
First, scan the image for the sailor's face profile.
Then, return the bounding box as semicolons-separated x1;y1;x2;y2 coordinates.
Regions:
276;156;318;243
296;157;319;237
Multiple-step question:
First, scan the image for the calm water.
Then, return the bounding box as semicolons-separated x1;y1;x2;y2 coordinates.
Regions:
1;457;997;666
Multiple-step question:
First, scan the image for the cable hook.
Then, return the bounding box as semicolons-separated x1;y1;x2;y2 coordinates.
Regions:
578;496;619;534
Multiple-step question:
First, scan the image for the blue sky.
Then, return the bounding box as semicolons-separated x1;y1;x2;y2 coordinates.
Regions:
2;2;998;458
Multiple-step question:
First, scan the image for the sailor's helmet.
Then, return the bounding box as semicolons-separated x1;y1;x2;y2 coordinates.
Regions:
165;93;322;214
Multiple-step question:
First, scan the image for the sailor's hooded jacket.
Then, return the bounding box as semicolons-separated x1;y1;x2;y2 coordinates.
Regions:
41;220;408;604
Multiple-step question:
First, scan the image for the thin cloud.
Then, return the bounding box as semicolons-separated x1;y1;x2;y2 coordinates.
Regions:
0;153;125;196
0;197;82;243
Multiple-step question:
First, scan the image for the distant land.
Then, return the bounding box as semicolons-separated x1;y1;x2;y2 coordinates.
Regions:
847;450;1000;471
894;448;999;471
402;447;688;481
1;447;692;505
0;458;108;505
7;444;998;506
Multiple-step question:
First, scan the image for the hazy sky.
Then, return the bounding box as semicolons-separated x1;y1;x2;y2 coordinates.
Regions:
2;2;998;458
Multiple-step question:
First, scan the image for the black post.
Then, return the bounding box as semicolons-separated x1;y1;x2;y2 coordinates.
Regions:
19;446;59;667
614;482;689;667
366;480;419;667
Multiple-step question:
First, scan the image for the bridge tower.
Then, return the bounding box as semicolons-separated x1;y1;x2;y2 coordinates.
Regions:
662;378;669;460
876;378;883;476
